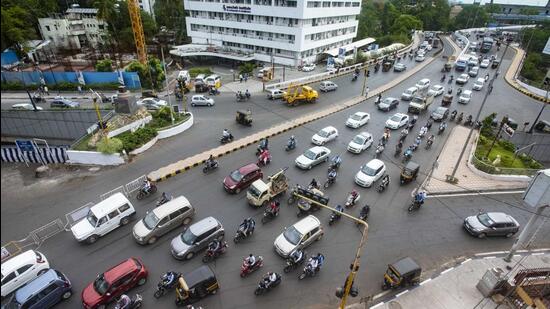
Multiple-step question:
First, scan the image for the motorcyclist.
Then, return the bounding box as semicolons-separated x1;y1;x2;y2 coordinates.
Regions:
245;254;257;268
116;294;132;309
206;155;217;168
401;127;409;136
258;148;271;165
419;126;428;137
427;135;435;144
208;239;221;253
290;249;304;264
159;192;172;205
309;178;319;190
333;204;344;218
414;190;427;205
380;174;390;187
236;91;242;100
269;200;280;215
349;190;359;205
448;86;453;94
245;89;250;98
307;256;319;273
327;168;337;182
457;87;463;95
260;137;269;150
222;129;232;141
263;272;278;288
376;143;385;154
411;115;418;125
313;253;325;272
240;218;256;237
441;74;446;82
360;205;370;219
450;110;457;118
439;122;448;131
376;93;382;104
142;179;151;194
404;146;413;158
161;271;178;286
287;136;296;149
331;155;342;169
426;119;433;130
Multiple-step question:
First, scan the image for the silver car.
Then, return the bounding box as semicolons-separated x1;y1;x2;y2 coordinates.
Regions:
191;95;215;107
295;146;331;170
463;212;520;238
170;216;224;260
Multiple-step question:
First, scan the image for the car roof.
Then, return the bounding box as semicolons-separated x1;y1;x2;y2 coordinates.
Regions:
321;81;334;84
103;258;140;283
476;78;485;82
238;163;260;175
436;106;448;111
1;250;39;274
321;126;337;131
419;78;430;83
353;112;368;116
433;85;443;89
152;196;191;218
366;159;385;169
293;215;321;234
358;132;372;138
15;269;62;302
463;90;472;94
189;216;220;236
91;192;132;218
309;146;329;154
406;87;418;91
487;212;515;223
384;97;398;101
394;113;407;118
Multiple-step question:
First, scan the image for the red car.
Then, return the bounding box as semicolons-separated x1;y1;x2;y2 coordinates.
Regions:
223;163;263;194
81;257;148;309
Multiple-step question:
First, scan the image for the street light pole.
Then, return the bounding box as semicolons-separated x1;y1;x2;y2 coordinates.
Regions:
160;44;175;124
527;85;549;133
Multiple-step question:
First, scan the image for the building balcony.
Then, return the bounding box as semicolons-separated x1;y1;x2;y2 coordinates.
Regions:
187;17;300;36
70;30;86;35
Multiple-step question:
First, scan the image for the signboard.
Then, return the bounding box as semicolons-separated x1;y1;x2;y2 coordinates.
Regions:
222;5;251;13
543;37;550;55
15;140;34;152
523;169;550;208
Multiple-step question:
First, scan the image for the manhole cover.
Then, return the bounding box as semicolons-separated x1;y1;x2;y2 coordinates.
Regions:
387;301;403;309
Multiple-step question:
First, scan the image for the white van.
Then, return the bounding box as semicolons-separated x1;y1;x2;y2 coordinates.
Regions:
415;78;430;91
205;74;221;88
70;192;136;244
1;250;50;297
473;78;485;90
177;70;190;82
401;86;419;101
194;74;206;84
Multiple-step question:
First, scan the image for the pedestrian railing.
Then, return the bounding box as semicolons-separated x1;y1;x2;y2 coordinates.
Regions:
125;175;147;195
100;185;128;200
470;155;539;176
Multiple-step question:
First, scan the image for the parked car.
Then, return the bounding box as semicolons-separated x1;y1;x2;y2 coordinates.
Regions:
468;66;479;77
385;113;410;129
137;97;168;110
267;89;286;100
311;126;338;145
430;106;449;121
401;87;418;101
223;163;263;194
70;193;136;244
5;269;72;309
50;98;80;108
347;132;374;154
132;196;195;245
302;63;316;72
377;97;399;111
190;95;215;107
473;78;485;90
170;217;225;260
81;257;148;309
1;250;50;298
458;90;472;104
415;78;431;91
319;81;338;92
295;146;331;170
456;74;470;85
393;63;407;72
354;159;386;187
346;112;370;128
427;85;445;97
274;215;323;257
480;59;491;68
11;103;43;111
463;212;520;238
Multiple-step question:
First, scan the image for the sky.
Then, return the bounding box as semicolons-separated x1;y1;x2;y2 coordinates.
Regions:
451;0;548;5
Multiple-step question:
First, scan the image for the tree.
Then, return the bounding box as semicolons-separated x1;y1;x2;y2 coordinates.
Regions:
452;5;489;30
519;7;540;16
154;0;187;43
1;7;36;51
95;59;113;72
356;0;383;40
390;14;423;36
126;57;165;90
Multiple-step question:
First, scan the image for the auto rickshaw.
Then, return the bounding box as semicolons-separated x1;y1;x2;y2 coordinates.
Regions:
382;257;422;290
400;161;419;184
491;59;500;69
441;93;453;106
382;61;393;72
175;265;219;306
236;110;252;126
444;62;452;72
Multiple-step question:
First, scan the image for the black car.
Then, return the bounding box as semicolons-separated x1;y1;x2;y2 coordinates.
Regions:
377;97;399;112
430;107;449;121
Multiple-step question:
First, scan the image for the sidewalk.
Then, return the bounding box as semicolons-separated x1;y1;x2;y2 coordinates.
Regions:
504;45;548;103
347;251;550;309
423;126;528;194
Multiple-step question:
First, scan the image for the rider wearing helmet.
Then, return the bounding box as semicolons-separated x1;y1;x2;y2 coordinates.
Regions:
414;190;427;205
290;249;304;264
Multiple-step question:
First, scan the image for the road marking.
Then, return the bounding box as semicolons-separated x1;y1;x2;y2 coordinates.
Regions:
430;191;525;198
513;254;522;257
441;267;455;275
370;302;385;309
396;290;409;297
517;250;528;253
484;256;496;259
372;291;391;300
461;258;472;264
532;252;546;256
532;248;550;252
476;251;507;256
420;278;432;286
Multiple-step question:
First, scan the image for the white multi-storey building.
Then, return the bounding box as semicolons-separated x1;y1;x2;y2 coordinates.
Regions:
180;0;362;66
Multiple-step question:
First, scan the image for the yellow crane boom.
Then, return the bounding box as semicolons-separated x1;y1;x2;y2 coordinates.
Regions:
127;0;147;64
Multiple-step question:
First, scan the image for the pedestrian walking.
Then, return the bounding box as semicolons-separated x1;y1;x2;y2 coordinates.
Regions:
485;73;489;82
77;85;82;94
44;86;49;95
488;84;493;94
239;74;243;83
366;87;370;96
244;73;248;82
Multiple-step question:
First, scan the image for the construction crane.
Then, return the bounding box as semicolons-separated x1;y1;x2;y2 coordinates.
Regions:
127;0;147;64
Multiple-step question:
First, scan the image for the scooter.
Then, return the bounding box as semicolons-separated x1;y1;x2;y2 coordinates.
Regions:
234;226;254;243
374;143;385;158
114;294;143;309
154;273;180;298
407;199;424;213
285;140;296;151
450;110;457;121
377;176;390;193
254;273;281;295
220;134;234;144
202;241;228;263
298;264;320;280
202;160;219;173
241;256;264;277
328;209;342;226
261;207;279;224
345;192;360;208
136;183;157;200
283;253;306;273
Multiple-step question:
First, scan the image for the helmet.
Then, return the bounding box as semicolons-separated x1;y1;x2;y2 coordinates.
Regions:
290;135;295;140
249;254;253;258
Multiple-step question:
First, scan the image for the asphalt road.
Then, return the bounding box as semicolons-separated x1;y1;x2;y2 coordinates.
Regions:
1;38;549;309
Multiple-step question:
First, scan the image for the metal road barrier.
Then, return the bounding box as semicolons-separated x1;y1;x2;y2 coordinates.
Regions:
100;185;128;200
1;219;64;262
30;219;65;243
125;175;147;194
64;202;92;231
1;236;38;262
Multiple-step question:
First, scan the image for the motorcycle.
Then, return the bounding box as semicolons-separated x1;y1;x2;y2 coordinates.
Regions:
202;241;228;263
441;75;446;82
323;171;337;189
154;273;180;298
156;194;173;207
329;160;341;171
407;199;424;213
254;273;281;295
464;115;473;126
374;143;385;158
438;124;446;135
377;176;390;193
283;253;306;273
352;73;358;82
425;138;434;150
357;205;370;224
136;183;157;200
285;140;296;151
261;207;279;224
328;209;342;226
448;76;453;84
202;160;219;173
241;256;264;277
234;226;254;243
255;143;268;156
457;87;462;95
457;113;464;124
297;199;320;217
450;110;457;121
114;294;142;309
345;192;360;208
298;264;319;280
287;184;301;205
220;134;234;144
209;88;220;96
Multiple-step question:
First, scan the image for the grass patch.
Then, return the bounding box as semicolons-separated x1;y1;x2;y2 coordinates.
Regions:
474;135;543;171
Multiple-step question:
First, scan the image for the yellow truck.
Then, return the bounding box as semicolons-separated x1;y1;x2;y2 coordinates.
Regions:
283;84;318;106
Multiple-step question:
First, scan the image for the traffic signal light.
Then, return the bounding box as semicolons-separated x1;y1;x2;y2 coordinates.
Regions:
295;187;329;206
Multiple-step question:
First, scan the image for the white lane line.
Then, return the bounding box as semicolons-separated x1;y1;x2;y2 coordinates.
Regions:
532;252;545;256
532;248;550;252
513;254;522;257
461;258;472;264
370;302;385;309
441;267;455;275
476;251;507;256
432;191;524;198
517;250;528;253
420;278;432;286
484;256;496;259
396;290;409;297
373;291;391;300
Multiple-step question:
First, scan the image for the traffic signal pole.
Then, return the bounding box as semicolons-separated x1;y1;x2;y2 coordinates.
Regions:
291;191;369;308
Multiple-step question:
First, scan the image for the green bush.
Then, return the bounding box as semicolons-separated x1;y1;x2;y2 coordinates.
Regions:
189;67;213;77
96;137;123;154
499;140;516;152
1;81;29;90
117;127;158;152
238;62;256;75
96;59;114;72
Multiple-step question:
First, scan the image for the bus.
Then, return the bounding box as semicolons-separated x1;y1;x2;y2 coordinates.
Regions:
480;37;494;53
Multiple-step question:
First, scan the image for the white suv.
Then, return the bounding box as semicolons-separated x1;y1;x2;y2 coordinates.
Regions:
1;250;50;297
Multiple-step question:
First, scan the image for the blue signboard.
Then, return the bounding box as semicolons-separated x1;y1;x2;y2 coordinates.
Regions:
15;140;34;152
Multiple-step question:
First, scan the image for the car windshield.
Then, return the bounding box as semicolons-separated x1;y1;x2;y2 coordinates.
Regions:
404;90;412;95
361;164;377;176
283;226;302;245
303;149;317;160
180;228;198;245
381;99;391;105
317;129;330;137
390;115;402;122
86;212;98;226
477;213;495;227
93;274;109;295
353;135;366;144
248;185;263;198
351;114;363;121
436;108;445;114
230;170;244;182
143;211;160;230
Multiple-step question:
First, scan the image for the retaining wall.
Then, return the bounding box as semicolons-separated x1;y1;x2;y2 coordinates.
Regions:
66;150;125;166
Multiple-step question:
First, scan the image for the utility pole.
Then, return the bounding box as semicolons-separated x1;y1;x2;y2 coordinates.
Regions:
485;115;508;159
527;78;549;133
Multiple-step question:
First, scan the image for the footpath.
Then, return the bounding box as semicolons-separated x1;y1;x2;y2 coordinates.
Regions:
346;250;550;309
504;45;548;103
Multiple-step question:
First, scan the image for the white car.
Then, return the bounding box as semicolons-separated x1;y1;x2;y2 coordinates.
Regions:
415;54;426;62
459;90;472;104
319;81;338;92
346;112;370;128
401;87;418;101
295;146;331;170
473;78;485;90
426;44;433;51
415;78;430;91
1;250;50;297
354;159;386;187
311;126;338;145
456;73;470;85
137;97;168;110
385;113;410;129
190;95;215;106
347;132;373;154
427;85;445;97
274;215;323;257
480;59;491;68
11;103;43;110
302;63;316;72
